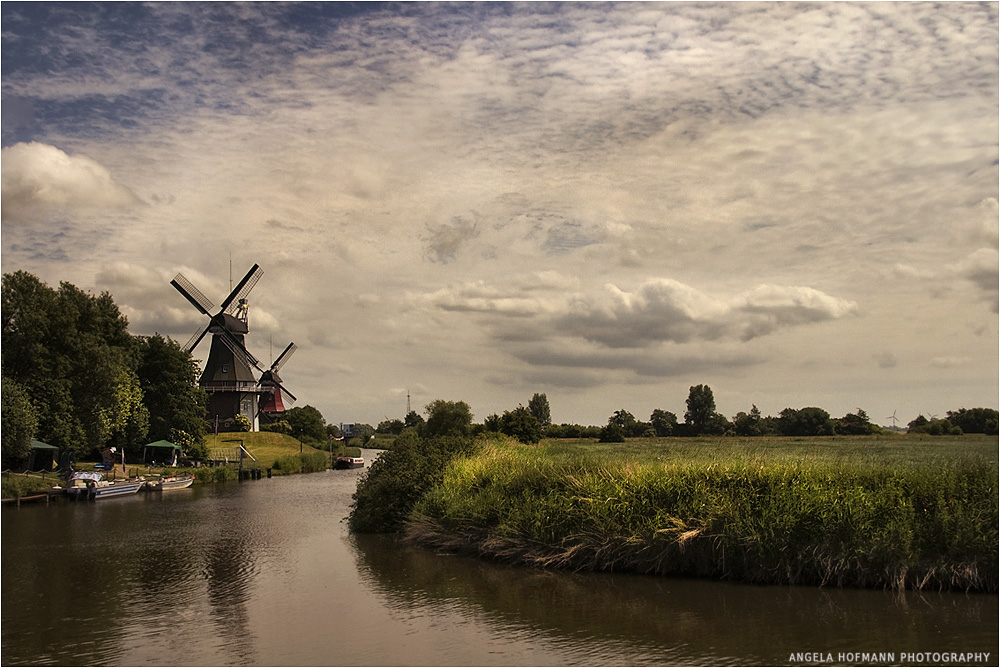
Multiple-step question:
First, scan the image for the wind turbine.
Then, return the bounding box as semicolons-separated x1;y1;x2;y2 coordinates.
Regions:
886;410;899;428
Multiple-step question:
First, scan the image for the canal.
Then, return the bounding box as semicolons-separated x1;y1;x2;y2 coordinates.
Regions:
2;449;996;666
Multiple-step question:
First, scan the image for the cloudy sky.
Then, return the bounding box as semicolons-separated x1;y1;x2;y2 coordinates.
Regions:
2;2;997;428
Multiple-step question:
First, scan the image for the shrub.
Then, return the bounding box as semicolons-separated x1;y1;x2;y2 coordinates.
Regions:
232;414;251;432
349;431;483;533
598;422;625;443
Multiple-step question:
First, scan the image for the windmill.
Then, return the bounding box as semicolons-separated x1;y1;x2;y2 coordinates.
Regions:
258;341;298;423
886;410;899;429
170;263;295;431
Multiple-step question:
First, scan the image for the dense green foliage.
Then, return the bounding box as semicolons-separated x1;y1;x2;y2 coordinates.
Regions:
423;400;474;438
2;377;38;461
498;406;543;444
348;430;482;533
407;436;998;591
135;334;207;444
2;272;207;463
284;405;328;445
527;393;551;429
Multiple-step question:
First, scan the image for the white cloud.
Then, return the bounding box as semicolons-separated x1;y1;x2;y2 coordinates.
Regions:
1;142;141;221
1;2;996;425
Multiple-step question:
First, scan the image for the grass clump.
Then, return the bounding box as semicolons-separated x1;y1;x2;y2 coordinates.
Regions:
2;473;53;498
271;451;329;475
405;439;998;591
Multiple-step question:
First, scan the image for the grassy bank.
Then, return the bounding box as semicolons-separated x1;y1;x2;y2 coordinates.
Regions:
3;432;359;496
404;435;998;591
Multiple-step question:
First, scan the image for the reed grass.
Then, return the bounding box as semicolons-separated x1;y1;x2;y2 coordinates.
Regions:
406;437;998;591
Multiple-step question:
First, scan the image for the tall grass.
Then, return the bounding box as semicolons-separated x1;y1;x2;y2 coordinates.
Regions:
406;439;998;591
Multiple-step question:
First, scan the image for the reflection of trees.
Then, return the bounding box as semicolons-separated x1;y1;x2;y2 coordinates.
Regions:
201;496;258;666
351;534;997;665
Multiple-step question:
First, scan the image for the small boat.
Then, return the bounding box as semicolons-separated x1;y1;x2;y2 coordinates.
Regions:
65;472;145;500
146;475;195;491
334;456;365;470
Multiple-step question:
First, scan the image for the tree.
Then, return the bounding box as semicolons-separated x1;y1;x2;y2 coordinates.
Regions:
424;400;473;438
946;408;999;435
285;405;327;444
908;415;962;436
376;418;405;435
404;410;425;431
733;405;764;436
500;406;543;444
2;271;147;456
684;385;729;435
527;393;551;429
835;409;880;436
599;420;626;443
1;377;37;463
777;407;833;436
608;409;638;435
649;409;678;436
483;413;502;433
136;334;207;445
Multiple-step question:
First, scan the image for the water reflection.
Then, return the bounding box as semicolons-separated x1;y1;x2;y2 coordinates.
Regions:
3;461;997;667
351;533;998;666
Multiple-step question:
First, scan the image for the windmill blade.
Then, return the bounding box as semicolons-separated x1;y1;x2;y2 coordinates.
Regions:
272;342;297;372
183;323;211;353
171;273;215;315
220;264;263;314
218;329;263;371
278;383;297;403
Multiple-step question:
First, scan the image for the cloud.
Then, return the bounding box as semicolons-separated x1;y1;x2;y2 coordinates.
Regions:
422;216;480;263
874;352;898;369
557;279;857;348
1;142;141;221
954;247;999;312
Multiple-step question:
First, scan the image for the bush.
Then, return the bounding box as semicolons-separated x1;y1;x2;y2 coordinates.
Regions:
598;422;626;443
349;431;483;533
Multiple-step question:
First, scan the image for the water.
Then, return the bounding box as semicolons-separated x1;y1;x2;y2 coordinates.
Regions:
3;449;996;666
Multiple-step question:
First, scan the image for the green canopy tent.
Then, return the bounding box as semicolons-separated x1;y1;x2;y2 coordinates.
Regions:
27;440;59;471
143;440;182;467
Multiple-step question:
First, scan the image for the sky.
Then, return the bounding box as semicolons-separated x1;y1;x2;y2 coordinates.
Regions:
2;2;997;429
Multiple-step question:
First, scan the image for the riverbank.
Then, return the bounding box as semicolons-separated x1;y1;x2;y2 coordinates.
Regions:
401;436;998;591
2;432;361;499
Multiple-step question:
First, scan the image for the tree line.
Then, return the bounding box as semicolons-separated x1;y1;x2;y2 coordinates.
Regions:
376;385;998;446
2;271;209;465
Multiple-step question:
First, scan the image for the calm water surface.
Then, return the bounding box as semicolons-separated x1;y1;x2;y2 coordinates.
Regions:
3;449;996;666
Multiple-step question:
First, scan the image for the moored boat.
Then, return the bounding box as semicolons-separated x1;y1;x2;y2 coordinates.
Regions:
146;475;195;491
334;456;365;470
65;472;145;500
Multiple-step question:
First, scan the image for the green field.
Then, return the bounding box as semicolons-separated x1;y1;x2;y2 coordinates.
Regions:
405;434;998;591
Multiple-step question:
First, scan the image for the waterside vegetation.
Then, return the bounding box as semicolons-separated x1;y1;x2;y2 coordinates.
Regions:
352;432;998;592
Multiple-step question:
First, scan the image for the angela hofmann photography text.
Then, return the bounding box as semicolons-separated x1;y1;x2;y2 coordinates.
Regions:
789;651;993;665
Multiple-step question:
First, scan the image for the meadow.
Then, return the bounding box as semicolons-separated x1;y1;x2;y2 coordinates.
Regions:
405;434;998;591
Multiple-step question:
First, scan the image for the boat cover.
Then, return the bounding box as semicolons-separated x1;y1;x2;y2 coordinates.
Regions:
70;472;103;481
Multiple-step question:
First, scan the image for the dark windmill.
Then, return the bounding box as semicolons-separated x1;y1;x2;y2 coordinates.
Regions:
170;264;294;431
258;342;298;424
